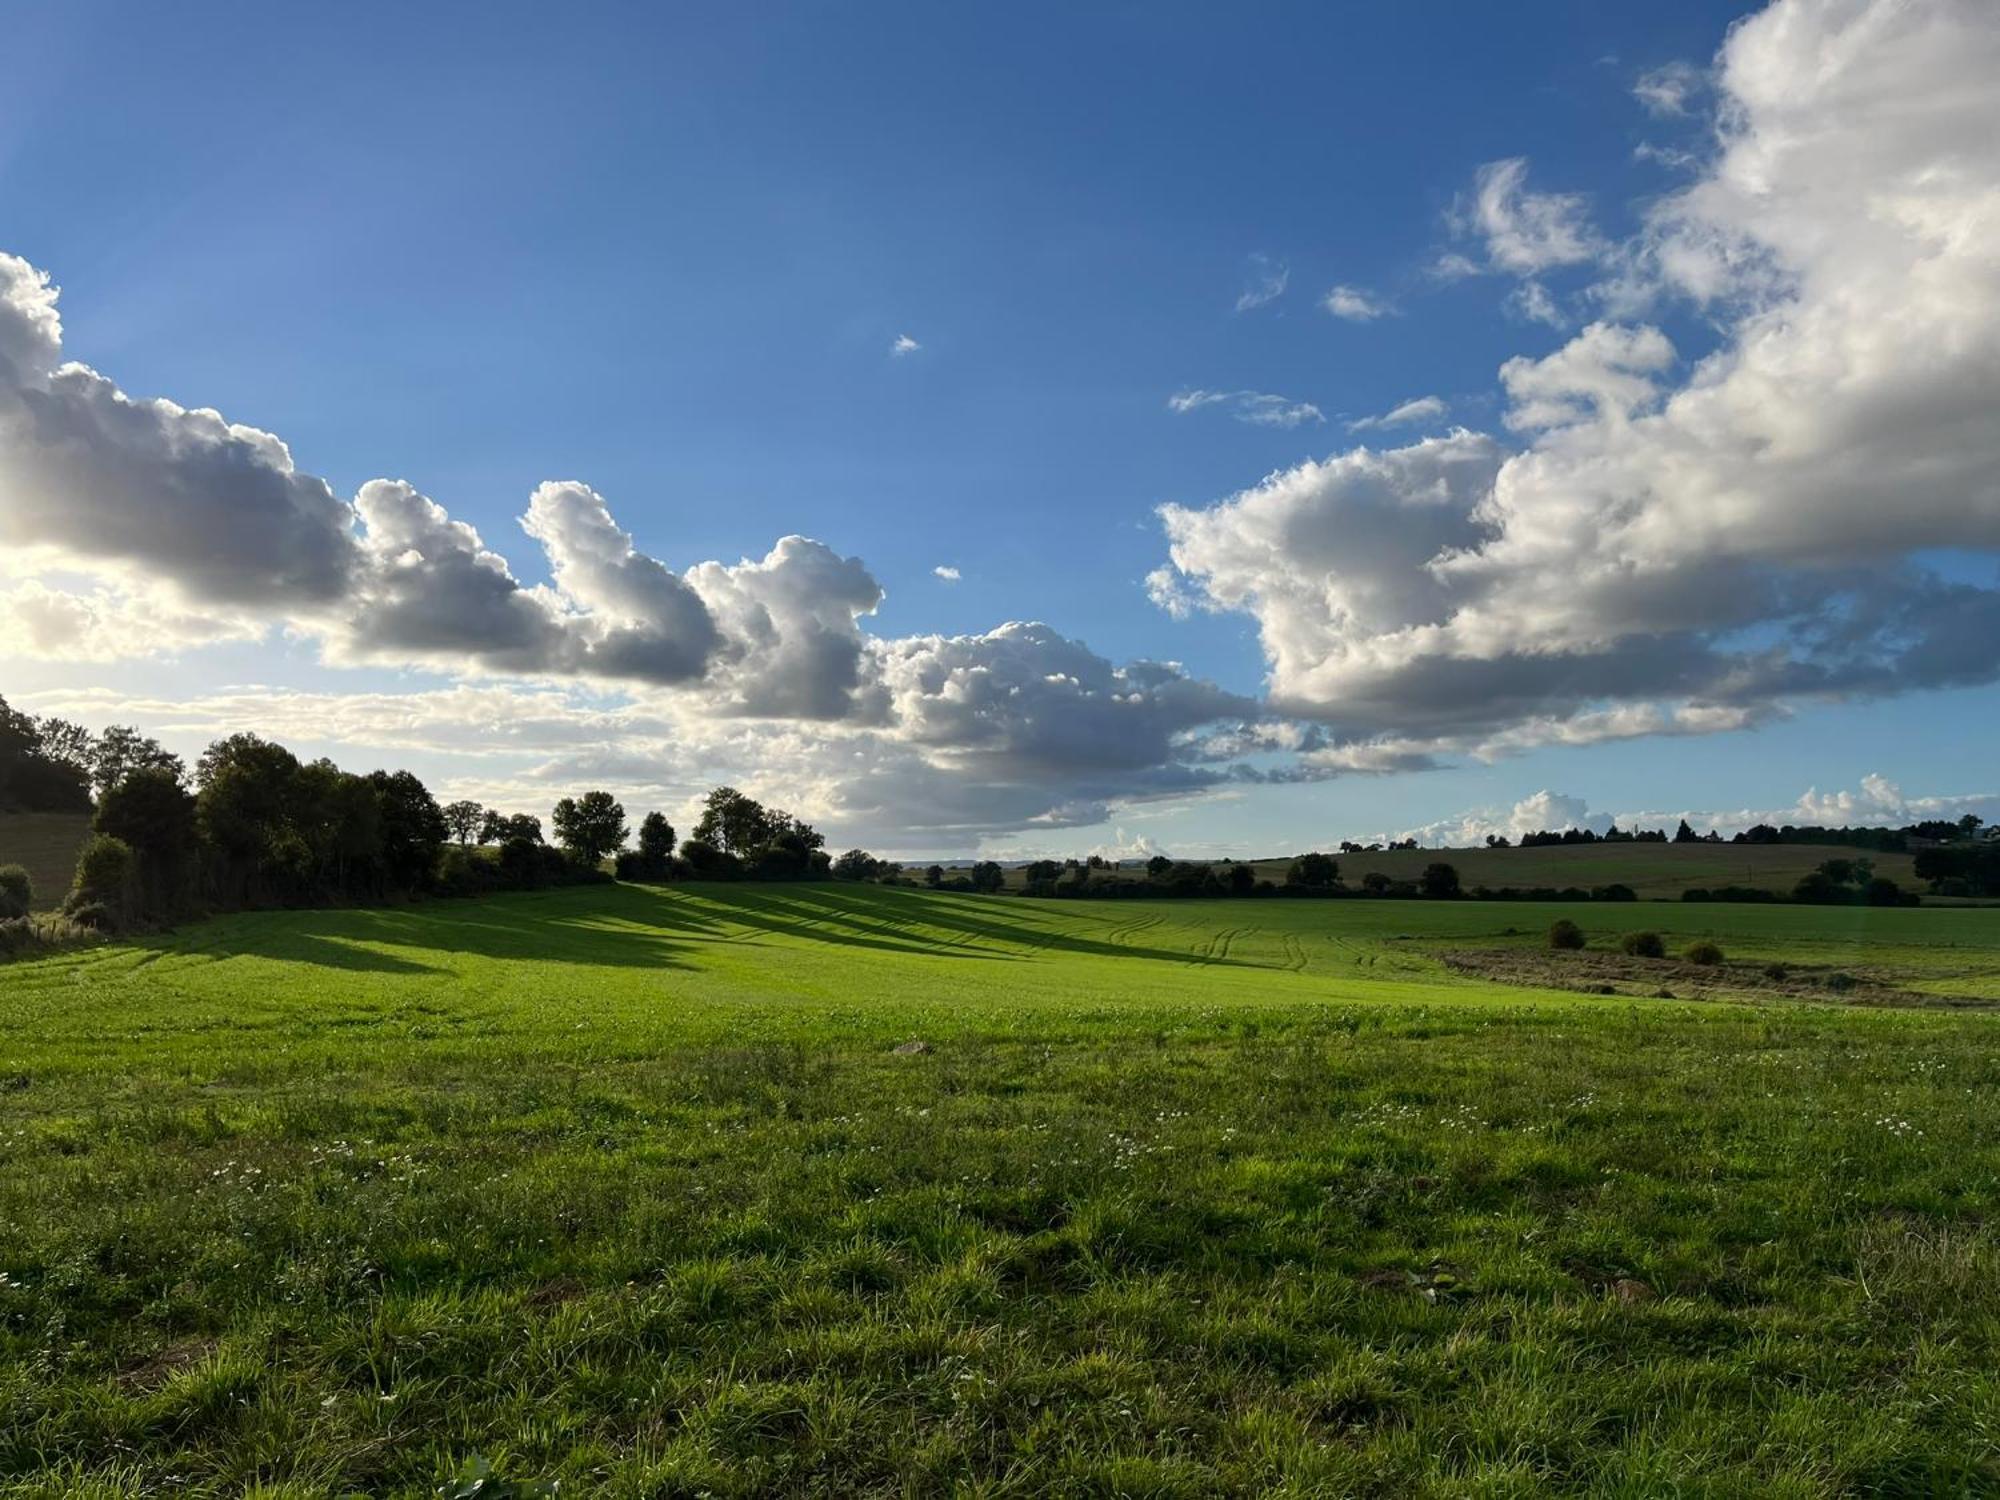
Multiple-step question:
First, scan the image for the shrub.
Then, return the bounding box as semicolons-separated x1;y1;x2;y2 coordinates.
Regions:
66;834;135;921
0;865;29;921
1548;919;1585;951
1621;930;1665;958
679;838;741;879
1684;939;1724;966
65;901;116;932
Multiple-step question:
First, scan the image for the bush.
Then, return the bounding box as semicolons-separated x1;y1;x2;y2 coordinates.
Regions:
1548;919;1585;951
1621;930;1665;958
1684;939;1724;966
66;834;135;921
679;838;741;880
65;901;117;932
0;865;29;921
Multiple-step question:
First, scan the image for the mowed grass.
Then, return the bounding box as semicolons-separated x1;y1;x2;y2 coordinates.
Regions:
0;813;89;911
1;886;1998;1497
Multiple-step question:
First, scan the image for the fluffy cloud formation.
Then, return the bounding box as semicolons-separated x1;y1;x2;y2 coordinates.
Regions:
15;654;1254;851
1152;0;2000;764
1394;776;2000;847
0;255;361;609
0;250;1255;840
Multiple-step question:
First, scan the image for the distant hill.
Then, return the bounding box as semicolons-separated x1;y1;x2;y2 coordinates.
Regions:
0;812;91;910
1247;842;1922;899
950;841;1926;901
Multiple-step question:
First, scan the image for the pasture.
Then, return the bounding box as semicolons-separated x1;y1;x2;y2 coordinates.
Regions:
0;885;1997;1496
0;813;89;912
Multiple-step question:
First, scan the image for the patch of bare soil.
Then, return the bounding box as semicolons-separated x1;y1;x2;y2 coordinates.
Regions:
1440;948;1987;1009
116;1338;217;1391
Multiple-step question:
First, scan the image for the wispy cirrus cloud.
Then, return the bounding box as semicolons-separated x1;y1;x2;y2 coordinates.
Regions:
1167;388;1323;428
1347;395;1448;432
1634;60;1702;117
1233;253;1289;311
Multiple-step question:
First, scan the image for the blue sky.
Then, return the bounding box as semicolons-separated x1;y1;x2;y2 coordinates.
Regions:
4;0;1998;856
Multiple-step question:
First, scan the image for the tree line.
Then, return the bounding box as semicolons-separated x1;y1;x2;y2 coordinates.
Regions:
0;697;854;937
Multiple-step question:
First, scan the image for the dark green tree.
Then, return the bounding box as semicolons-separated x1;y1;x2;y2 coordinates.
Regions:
1286;852;1340;888
638;812;676;863
1419;862;1462;898
443;800;486;846
94;766;198;917
93;725;183;798
553;791;628;866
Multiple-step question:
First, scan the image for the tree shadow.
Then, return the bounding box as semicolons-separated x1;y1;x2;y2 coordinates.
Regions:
157;889;710;973
683;883;1268;970
114;881;1273;976
670;884;1015;960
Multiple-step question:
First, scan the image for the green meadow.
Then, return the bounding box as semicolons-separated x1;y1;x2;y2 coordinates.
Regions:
2;885;1998;1496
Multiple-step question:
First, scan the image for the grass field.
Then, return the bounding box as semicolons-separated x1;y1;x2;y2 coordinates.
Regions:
0;813;89;911
1;884;1998;1496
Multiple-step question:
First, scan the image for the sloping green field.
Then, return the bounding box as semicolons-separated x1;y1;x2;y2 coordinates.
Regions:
1;886;1997;1496
0;813;89;911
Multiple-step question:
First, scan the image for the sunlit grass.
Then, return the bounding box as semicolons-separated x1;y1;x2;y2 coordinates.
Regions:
0;884;1996;1495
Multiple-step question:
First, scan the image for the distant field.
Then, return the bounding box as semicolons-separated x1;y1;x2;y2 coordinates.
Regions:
0;811;90;910
0;884;1996;1494
973;840;1924;898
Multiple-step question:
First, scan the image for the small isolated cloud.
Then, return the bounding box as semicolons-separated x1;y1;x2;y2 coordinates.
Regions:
1168;388;1322;429
1634;61;1702;117
1428;252;1482;283
932;565;960;582
890;334;920;356
1458;158;1604;276
1347;395;1448;433
1234;254;1289;312
1321;284;1392;321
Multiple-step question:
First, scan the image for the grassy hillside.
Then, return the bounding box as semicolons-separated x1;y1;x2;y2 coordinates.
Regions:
1284;840;1924;897
965;840;1924;897
0;811;90;910
0;886;1996;1494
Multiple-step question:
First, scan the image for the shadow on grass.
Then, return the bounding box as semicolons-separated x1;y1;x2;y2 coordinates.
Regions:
135;889;716;974
119;880;1272;974
679;883;1266;970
